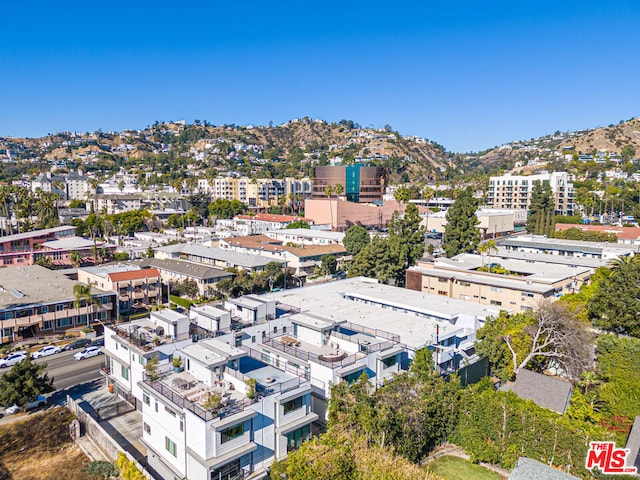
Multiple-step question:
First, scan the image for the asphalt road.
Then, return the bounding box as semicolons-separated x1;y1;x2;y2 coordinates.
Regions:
33;349;105;390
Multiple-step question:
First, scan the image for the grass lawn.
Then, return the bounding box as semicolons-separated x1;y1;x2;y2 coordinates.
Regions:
425;455;503;480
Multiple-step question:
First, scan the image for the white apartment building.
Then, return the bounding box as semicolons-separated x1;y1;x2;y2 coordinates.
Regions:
486;172;575;215
65;169;92;200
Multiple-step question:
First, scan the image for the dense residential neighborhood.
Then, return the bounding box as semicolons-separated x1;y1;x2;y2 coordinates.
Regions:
1;117;640;480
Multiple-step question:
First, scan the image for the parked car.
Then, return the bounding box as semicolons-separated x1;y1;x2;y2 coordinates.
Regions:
73;346;102;360
4;395;47;415
62;338;92;351
31;345;62;359
0;351;27;368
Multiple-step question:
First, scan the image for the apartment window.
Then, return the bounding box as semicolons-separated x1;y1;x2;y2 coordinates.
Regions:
1;327;13;338
144;422;151;435
165;437;177;457
56;318;71;328
155;401;158;413
286;424;311;451
251;336;256;344
438;277;448;283
56;304;65;312
283;396;303;415
459;281;471;287
220;423;244;444
143;392;150;406
437;291;448;296
121;365;129;380
273;326;278;334
180;420;184;432
42;321;52;330
165;406;176;417
382;355;398;368
490;287;502;293
40;305;49;314
283;326;287;334
490;300;502;306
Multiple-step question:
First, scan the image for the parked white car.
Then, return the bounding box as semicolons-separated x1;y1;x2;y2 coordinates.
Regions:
0;351;27;368
4;395;48;415
73;346;102;361
31;345;62;359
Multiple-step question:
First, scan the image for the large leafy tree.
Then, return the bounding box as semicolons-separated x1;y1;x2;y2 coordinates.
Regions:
527;180;554;235
444;186;479;257
589;255;640;336
0;355;54;408
476;301;593;382
208;199;247;220
343;225;370;256
388;203;425;270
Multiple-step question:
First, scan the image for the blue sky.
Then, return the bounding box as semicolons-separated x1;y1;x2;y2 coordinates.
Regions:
1;1;639;152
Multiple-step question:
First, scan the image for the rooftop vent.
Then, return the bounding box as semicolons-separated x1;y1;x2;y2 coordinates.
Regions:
10;289;25;298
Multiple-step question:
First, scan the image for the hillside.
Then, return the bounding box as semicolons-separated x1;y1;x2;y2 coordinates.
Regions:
0;118;454;184
475;116;640;169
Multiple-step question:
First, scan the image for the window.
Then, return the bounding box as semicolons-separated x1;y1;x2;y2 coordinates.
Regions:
382;355;397;368
437;290;447;296
56;318;71;328
210;459;241;480
165;437;177;457
180;420;184;432
143;392;150;406
220;423;244;443
121;365;129;380
283;326;287;334
165;406;176;417
261;350;271;363
490;300;502;306
42;321;52;330
251;336;256;344
1;327;13;338
459;281;471;287
144;422;151;434
40;305;49;314
273;326;278;334
283;396;303;415
286;424;311;450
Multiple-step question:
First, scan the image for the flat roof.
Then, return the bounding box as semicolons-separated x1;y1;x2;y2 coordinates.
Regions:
181;343;226;366
0;225;74;244
0;265;111;309
493;247;608;268
433;254;592;284
155;243;276;268
80;263;141;278
266;229;345;241
40;236;96;250
500;234;636;254
141;258;233;280
269;277;497;349
409;266;555;294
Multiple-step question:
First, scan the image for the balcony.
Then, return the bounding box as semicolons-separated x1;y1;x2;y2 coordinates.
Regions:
132;289;145;300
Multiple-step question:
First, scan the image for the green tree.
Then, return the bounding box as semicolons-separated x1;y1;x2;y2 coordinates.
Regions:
388;203;425;272
318;254;337;275
73;283;98;328
208;199;247;220
476;302;593;382
477;239;497;269
444;186;479;257
527;180;554;235
286;220;310;229
343;225;370;256
0;355;55;408
589;255;640;336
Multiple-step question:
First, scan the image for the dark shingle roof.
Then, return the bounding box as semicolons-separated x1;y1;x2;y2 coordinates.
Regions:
501;369;572;414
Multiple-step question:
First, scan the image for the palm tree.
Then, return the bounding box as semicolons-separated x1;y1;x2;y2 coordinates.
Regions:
578;370;599;395
334;183;344;199
610;255;640;276
73;284;98;328
394;185;411;215
477;240;498;270
324;185;335;229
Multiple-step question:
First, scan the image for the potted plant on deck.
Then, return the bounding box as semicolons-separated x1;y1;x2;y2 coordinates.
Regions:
172;356;183;373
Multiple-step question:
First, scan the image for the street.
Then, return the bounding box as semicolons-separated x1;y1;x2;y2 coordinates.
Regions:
33;349;104;391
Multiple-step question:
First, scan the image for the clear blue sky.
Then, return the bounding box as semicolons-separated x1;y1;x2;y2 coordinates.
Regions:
1;1;639;152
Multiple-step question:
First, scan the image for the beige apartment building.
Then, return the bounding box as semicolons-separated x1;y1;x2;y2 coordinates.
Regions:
486;172;575;215
406;254;592;312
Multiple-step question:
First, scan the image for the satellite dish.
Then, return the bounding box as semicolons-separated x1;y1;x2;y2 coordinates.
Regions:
155;326;165;337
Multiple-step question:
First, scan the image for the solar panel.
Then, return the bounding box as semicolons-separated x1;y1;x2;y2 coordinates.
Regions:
10;289;25;298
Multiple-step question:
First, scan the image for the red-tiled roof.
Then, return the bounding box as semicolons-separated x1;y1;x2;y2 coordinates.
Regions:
235;214;313;223
107;268;161;282
555;223;640;240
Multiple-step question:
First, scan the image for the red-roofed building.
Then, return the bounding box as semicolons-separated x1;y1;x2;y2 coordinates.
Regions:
78;264;162;313
555;223;640;245
232;213;314;235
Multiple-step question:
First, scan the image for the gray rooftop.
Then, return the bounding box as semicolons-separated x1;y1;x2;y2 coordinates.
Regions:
433;253;592;284
509;457;580;480
493;247;608;269
500;234;636;256
0;265;111;310
269;277;499;349
79;263;142;278
141;258;234;281
155;243;276;268
266;229;345;241
501;369;573;414
409;266;555;294
40;236;98;250
0;225;75;245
